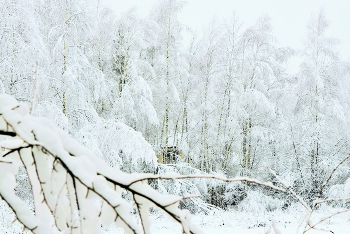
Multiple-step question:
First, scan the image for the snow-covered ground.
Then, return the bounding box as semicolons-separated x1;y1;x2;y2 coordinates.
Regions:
1;199;349;234
100;204;350;234
148;208;350;234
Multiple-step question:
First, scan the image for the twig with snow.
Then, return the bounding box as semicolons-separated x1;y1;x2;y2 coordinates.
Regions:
318;154;350;198
304;209;350;232
129;173;286;192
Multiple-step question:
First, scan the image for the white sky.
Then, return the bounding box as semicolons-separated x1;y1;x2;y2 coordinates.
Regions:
103;0;350;63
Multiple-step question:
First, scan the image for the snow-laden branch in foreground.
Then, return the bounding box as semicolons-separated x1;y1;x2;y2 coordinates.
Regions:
126;173;285;192
0;94;283;234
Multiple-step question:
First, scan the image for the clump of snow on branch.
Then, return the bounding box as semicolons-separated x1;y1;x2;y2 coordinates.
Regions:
76;121;157;172
0;94;203;234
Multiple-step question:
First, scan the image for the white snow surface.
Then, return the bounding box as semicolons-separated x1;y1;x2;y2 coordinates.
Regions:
1;202;350;234
149;208;350;234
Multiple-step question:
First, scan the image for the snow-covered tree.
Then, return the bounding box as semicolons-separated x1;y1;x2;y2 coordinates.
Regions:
289;11;350;199
107;10;159;137
232;16;288;178
0;0;47;102
34;0;105;133
189;20;224;173
148;0;185;156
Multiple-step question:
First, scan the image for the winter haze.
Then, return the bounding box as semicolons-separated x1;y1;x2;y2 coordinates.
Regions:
104;0;350;60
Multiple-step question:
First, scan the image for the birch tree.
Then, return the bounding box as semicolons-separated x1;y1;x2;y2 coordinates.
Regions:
192;20;224;173
233;16;286;177
107;10;159;138
291;11;350;200
149;0;184;159
0;0;46;102
34;0;105;132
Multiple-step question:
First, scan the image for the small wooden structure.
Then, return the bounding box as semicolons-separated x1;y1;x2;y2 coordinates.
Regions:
157;146;183;164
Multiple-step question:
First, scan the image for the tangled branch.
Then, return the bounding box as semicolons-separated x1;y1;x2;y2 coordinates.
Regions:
269;154;350;234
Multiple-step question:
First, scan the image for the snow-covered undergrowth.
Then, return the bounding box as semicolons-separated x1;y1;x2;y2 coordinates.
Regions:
2;176;349;234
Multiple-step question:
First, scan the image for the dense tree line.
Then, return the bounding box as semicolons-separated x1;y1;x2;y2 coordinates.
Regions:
1;0;350;209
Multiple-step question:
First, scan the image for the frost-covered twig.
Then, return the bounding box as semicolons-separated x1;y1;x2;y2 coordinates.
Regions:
269;168;315;234
318;154;350;198
313;197;350;206
303;155;350;233
304;209;350;232
128;174;285;192
0;157;49;233
0;195;40;233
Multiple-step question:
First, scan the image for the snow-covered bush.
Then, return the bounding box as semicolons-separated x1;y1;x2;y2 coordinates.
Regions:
223;183;247;207
237;190;286;214
75;121;157;173
154;164;213;214
327;178;350;208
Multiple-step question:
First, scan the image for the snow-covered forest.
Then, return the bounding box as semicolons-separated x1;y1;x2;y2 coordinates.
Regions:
1;0;350;233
